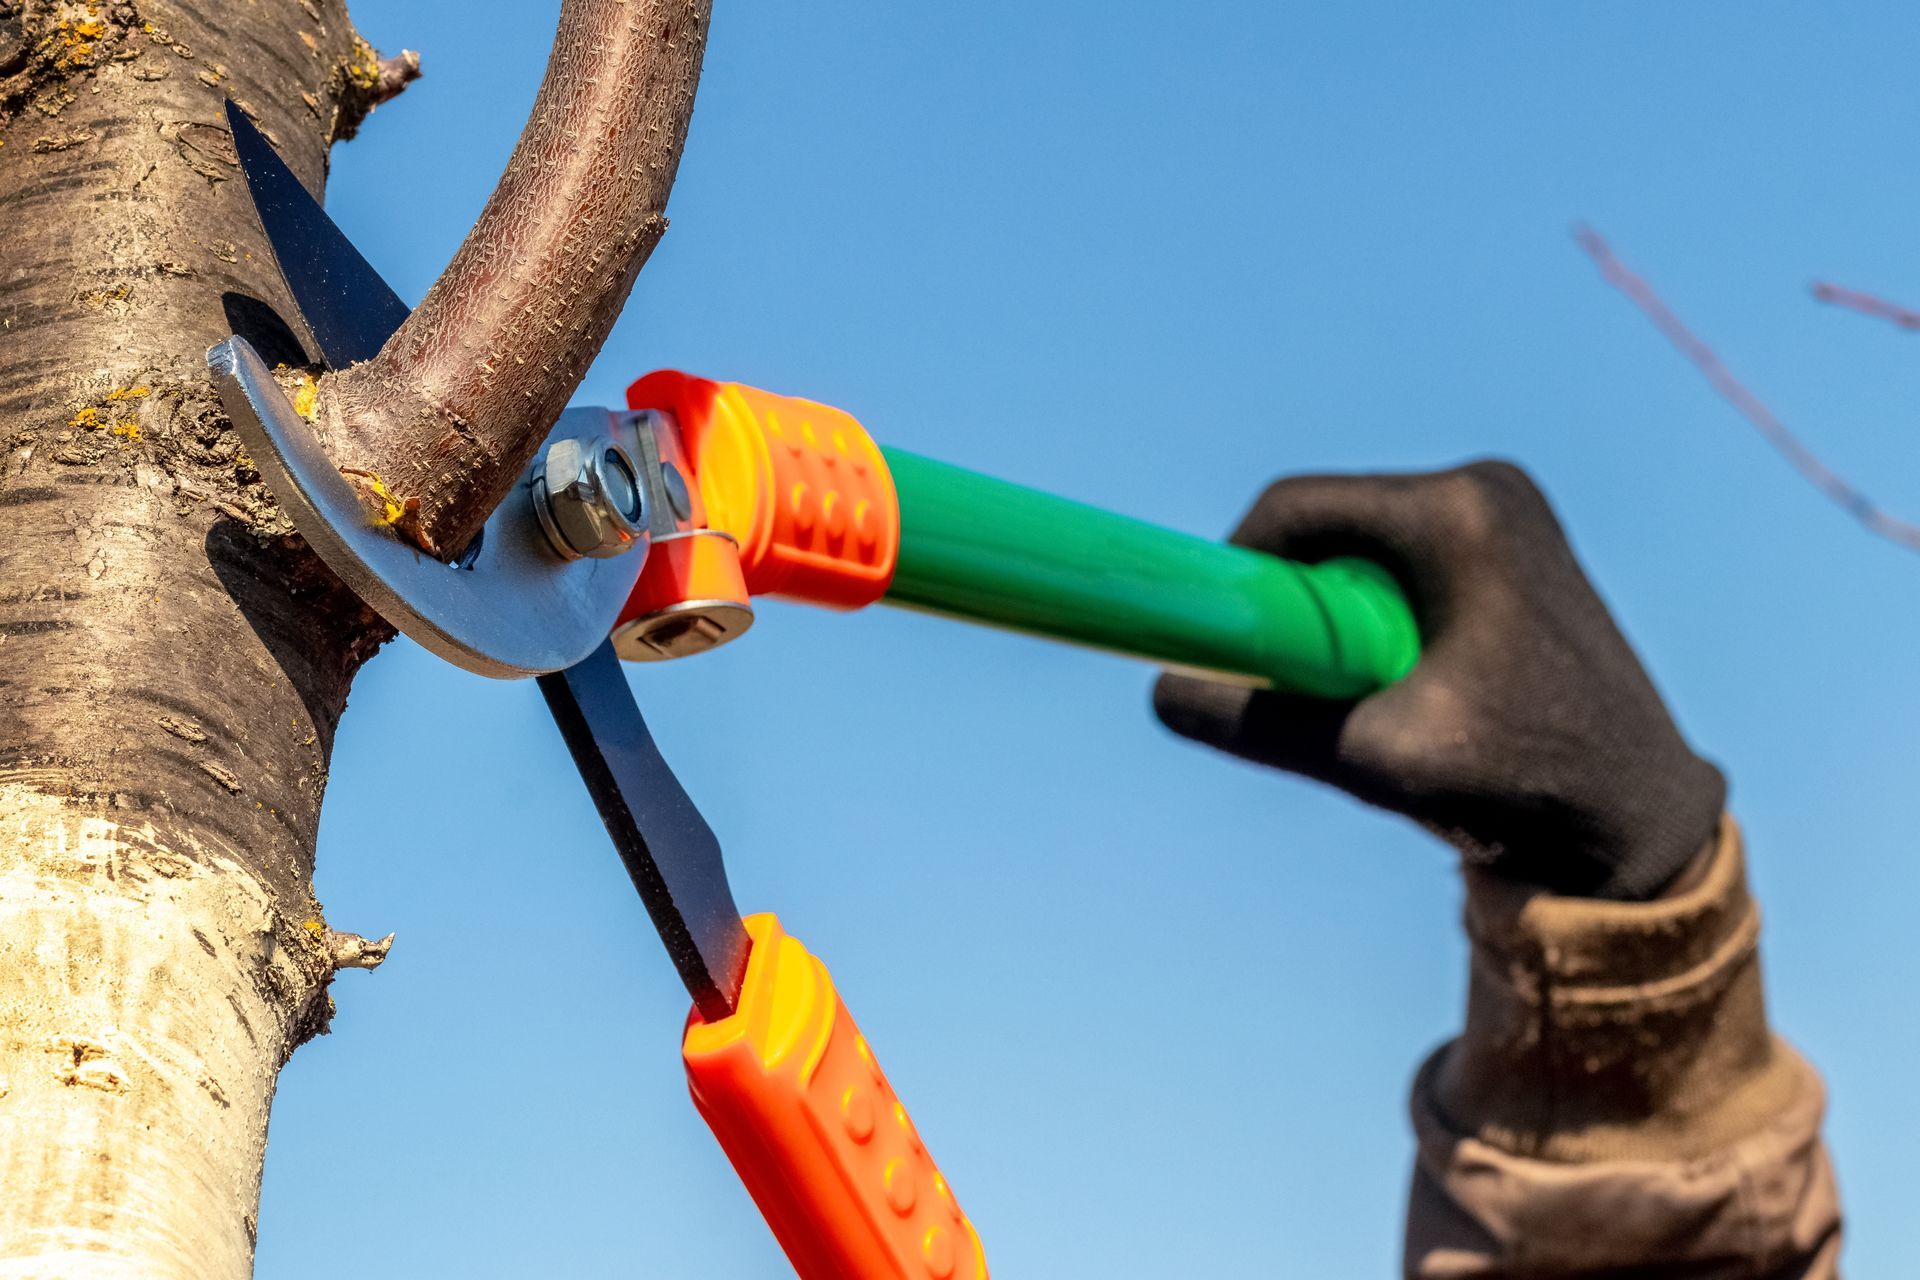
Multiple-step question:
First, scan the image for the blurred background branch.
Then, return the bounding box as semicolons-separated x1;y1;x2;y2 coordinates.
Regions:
1576;223;1920;555
1812;281;1920;332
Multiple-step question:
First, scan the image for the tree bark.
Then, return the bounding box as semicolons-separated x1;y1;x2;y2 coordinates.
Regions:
0;5;401;1273
0;0;702;1273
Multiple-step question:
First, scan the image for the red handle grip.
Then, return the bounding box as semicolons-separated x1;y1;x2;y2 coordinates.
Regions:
682;914;987;1280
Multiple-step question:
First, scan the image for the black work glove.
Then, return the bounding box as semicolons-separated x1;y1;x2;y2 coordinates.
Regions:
1154;461;1724;901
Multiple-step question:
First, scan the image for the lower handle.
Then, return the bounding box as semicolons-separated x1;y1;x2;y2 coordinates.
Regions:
683;914;988;1280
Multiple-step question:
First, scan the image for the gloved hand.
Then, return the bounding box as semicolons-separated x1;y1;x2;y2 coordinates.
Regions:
1154;461;1724;901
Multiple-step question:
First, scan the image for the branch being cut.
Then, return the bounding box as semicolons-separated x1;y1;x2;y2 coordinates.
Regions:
1575;224;1920;555
316;0;711;555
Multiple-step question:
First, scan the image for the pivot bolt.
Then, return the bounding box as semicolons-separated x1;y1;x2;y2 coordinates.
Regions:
661;460;695;522
532;436;648;560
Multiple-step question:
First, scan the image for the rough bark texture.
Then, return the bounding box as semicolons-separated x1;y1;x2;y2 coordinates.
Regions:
0;2;403;1273
316;0;711;556
1;0;709;1269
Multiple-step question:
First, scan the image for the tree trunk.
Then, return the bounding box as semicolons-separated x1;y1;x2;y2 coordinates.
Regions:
0;4;401;1273
0;0;688;1274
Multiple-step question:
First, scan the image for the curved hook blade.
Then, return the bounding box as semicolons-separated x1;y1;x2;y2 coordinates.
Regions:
208;335;641;678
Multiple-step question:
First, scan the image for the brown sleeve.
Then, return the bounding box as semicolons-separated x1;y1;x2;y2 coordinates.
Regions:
1404;817;1842;1278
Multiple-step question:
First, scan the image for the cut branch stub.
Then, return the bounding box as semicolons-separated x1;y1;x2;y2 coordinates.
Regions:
316;0;711;556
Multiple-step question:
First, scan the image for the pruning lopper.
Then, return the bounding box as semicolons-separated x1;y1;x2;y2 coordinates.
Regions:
210;103;1419;1279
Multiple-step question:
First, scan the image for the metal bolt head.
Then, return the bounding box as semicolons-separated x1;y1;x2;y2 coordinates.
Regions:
614;598;756;661
533;435;649;560
660;460;694;523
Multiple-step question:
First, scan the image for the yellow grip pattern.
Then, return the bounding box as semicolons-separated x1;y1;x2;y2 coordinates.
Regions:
682;914;987;1280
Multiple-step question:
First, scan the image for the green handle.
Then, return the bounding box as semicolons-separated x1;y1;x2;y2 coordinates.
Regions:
879;449;1419;699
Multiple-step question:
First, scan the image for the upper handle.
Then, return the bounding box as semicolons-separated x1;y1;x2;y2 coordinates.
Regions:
624;372;1420;697
880;450;1417;698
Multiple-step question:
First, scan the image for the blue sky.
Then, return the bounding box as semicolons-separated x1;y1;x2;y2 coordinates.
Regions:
254;4;1920;1274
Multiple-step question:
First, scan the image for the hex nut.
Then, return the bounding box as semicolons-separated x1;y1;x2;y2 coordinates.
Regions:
533;436;648;560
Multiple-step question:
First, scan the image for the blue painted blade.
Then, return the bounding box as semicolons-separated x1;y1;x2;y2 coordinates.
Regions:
225;100;411;369
537;642;751;1018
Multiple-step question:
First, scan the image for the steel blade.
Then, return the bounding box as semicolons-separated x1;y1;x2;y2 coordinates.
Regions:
226;99;411;368
538;642;751;1019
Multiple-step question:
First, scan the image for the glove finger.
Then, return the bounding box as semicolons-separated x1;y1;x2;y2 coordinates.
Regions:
1226;471;1439;563
1153;671;1353;777
1152;671;1256;749
1229;461;1564;643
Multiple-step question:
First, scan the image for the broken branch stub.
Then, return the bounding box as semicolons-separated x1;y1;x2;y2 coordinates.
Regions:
317;0;711;556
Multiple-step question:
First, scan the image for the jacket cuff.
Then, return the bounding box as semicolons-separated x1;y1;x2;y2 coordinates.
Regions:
1427;816;1802;1161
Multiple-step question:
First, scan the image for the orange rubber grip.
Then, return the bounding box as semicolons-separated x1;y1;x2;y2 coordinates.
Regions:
627;372;901;609
682;914;987;1280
